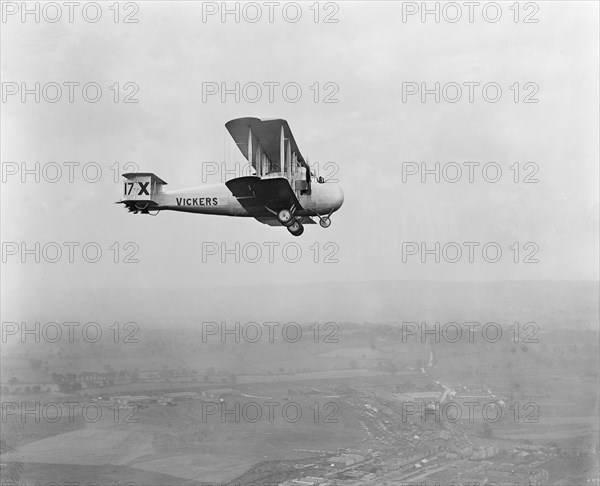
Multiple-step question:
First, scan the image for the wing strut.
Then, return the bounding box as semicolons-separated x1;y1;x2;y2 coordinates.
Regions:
286;134;292;181
248;127;253;176
280;125;285;177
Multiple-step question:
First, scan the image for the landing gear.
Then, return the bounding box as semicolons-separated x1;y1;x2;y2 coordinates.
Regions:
275;206;304;235
317;209;334;228
287;221;304;237
277;208;294;226
272;205;332;235
319;217;331;228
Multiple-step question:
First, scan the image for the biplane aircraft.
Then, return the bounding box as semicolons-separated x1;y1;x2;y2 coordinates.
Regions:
117;117;343;236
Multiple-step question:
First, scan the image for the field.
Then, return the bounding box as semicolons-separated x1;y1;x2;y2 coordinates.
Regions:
2;319;598;485
3;383;369;484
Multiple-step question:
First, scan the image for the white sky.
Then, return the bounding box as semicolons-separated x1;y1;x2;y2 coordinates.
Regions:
1;2;598;316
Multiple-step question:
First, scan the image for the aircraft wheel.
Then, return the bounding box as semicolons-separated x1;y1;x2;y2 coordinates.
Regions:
288;221;304;236
319;217;331;228
277;209;294;226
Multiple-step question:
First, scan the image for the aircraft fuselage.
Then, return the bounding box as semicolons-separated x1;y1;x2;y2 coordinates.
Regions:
152;180;343;218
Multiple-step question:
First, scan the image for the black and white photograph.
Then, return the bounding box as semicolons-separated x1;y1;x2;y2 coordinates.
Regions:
1;1;599;485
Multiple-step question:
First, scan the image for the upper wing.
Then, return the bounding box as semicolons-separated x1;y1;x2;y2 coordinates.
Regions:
225;117;308;174
225;176;313;226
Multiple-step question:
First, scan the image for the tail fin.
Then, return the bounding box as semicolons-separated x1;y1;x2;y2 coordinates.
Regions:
118;172;167;214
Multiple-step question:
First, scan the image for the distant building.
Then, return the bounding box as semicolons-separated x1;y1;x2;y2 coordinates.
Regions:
484;467;549;485
330;453;364;467
293;477;327;486
397;452;430;468
342;470;364;479
470;445;498;460
438;430;451;440
434;430;451;451
110;395;156;408
166;391;200;401
202;388;237;399
280;478;334;486
395;391;442;402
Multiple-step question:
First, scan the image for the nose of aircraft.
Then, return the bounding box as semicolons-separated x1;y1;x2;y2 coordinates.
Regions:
332;183;344;210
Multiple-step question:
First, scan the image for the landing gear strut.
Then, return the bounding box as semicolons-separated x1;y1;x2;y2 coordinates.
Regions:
319;217;331;228
274;206;304;236
317;210;334;228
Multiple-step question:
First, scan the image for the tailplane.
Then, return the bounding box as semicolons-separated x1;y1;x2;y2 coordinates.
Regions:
117;172;167;214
